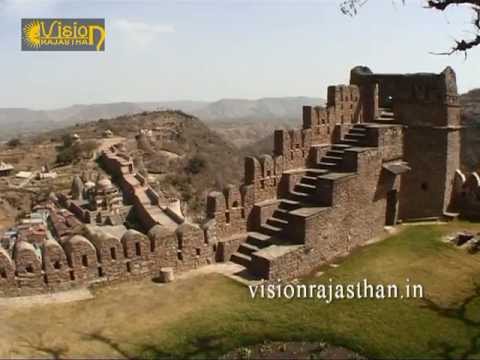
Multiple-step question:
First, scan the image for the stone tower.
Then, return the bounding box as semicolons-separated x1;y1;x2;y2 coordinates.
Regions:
351;66;461;219
400;67;461;219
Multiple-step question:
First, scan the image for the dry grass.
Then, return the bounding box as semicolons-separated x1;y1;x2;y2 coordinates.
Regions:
0;275;240;358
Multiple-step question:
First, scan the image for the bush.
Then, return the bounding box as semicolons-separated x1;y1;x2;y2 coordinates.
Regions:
56;139;98;165
62;134;74;148
56;147;75;164
185;155;206;175
7;138;21;148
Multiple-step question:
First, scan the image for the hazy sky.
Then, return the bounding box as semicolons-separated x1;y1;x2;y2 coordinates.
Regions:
0;0;478;109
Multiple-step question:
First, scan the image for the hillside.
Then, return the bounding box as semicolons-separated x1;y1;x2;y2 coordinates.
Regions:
0;98;324;145
32;110;245;219
194;97;324;147
193;97;325;121
461;89;480;123
460;89;480;171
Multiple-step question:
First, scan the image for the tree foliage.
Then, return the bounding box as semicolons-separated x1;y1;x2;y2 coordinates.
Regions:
56;139;98;165
7;138;21;148
340;0;480;54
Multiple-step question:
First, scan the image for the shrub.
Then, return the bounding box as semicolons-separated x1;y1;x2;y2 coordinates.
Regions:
7;138;21;148
185;155;206;175
62;134;74;148
56;140;98;165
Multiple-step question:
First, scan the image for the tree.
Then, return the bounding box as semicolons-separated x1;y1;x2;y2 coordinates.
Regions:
7;138;21;148
56;140;98;165
62;134;73;148
340;0;480;54
185;155;206;175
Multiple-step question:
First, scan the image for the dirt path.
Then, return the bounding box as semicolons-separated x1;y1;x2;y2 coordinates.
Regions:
0;288;93;311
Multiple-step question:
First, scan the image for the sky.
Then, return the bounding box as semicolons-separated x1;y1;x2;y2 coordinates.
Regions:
0;0;479;109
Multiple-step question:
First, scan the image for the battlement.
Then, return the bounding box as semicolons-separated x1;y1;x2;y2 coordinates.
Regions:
0;65;467;295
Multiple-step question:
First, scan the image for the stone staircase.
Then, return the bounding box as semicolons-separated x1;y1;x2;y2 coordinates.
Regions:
230;124;370;270
375;107;396;124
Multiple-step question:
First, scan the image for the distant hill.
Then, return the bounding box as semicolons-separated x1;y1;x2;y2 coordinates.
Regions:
193;97;325;122
461;89;480;124
0;97;324;142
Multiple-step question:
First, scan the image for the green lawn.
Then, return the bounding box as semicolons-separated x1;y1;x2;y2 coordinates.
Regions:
3;222;480;359
141;222;480;359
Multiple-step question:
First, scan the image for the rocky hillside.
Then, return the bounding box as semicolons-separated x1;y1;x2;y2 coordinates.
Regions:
461;89;480;171
35;110;245;219
194;97;325;122
0;98;324;146
461;89;480;124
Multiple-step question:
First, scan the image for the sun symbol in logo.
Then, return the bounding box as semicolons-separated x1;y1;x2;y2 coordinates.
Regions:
23;20;41;48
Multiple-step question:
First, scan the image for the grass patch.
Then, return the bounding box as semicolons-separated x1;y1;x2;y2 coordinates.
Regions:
3;221;480;359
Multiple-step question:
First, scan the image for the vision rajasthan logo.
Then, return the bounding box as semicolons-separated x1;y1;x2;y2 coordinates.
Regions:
22;18;105;51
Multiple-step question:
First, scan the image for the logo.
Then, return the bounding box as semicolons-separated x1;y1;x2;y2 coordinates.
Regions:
21;18;105;51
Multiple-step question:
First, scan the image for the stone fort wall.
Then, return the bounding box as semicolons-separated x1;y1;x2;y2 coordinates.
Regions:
207;84;363;239
0;66;468;296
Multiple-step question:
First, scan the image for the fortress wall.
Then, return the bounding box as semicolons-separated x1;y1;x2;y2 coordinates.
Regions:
174;223;216;271
148;225;178;269
0;215;221;296
326;85;362;125
13;241;44;290
452;171;480;219
0;142;225;296
206;184;254;239
351;66;459;127
42;240;71;286
364;125;404;161
0;248;16;295
255;146;402;280
121;229;155;276
2;67;466;295
207;83;364;238
84;226;125;279
398;127;450;219
67;201;89;223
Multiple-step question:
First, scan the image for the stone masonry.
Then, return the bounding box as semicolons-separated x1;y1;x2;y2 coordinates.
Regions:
0;66;468;296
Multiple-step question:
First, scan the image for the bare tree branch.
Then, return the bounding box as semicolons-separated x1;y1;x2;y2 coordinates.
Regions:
340;0;480;54
427;0;480;11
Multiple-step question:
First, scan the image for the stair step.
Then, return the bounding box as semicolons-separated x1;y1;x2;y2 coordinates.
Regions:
301;175;317;186
288;190;311;203
317;162;338;170
267;217;288;228
345;133;365;140
327;150;345;157
296;183;316;194
278;199;301;211
332;144;352;150
380;111;394;116
231;252;252;267
261;223;283;236
321;156;343;164
305;169;328;178
350;127;367;134
353;124;367;129
341;139;360;145
247;232;272;247
238;242;260;256
273;209;289;220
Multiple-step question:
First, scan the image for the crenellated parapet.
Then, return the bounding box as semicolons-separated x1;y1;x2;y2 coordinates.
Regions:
452;170;480;219
207;184;254;239
0;211;225;296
